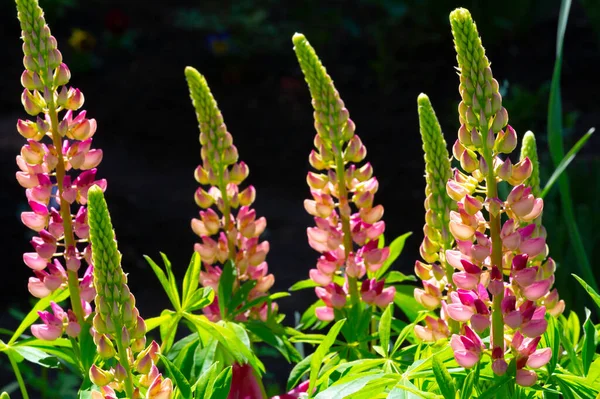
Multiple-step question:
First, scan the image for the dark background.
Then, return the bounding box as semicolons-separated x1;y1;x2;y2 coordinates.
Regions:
1;0;599;395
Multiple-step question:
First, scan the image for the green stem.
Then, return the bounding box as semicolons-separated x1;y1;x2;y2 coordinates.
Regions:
47;106;86;327
334;148;360;307
482;148;504;352
7;351;30;399
114;324;135;398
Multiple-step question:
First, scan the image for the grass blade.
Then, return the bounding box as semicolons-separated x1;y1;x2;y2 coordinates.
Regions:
546;0;598;292
541;127;595;198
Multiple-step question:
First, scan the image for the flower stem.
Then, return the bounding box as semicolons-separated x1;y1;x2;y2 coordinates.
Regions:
334;147;360;307
114;326;135;398
47;104;86;332
8;351;30;399
483;149;504;351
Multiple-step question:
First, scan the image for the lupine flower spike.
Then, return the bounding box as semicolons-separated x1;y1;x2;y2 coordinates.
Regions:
413;94;456;340
520;131;541;198
88;186;172;399
415;8;563;386
293;33;394;321
185;66;276;323
16;0;104;340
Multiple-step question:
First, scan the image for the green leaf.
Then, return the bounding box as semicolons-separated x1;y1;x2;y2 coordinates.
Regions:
309;319;346;393
144;255;181;311
218;260;237;319
229;280;258;316
432;355;455;399
393;285;421;322
182;252;202;306
547;0;598;293
377;232;412;279
572;274;600;311
314;374;383;399
9;345;59;368
477;374;513;399
287;353;312;391
542;314;560;376
379;305;393;358
385;271;416;284
1;392;9;399
460;366;479;399
160;253;182;309
159;310;180;353
146;312;175;333
8;288;69;345
194;361;219;398
541;128;595;198
387;378;436;399
158;353;192;399
582;308;596;376
289;279;319;291
185;287;215;313
210;366;233;399
192;337;219;382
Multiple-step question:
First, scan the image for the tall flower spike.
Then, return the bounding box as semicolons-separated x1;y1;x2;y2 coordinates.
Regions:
415;94;455;297
88;186;170;399
414;8;561;384
185;66;275;322
293;33;394;319
520;131;541;197
16;0;105;340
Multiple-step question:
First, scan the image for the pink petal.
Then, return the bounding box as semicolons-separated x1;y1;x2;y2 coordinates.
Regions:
523;279;552;301
452;272;479;290
526;348;552;369
515;369;538;387
315;306;334;321
521;319;548;338
31;324;63;341
446;303;475;322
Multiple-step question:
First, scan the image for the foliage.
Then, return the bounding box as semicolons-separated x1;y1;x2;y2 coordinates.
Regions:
1;0;597;398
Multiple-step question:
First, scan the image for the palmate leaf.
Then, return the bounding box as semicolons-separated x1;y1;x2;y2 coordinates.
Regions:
432;355;455;399
158;353;192;399
375;232;412;279
309;319;346;394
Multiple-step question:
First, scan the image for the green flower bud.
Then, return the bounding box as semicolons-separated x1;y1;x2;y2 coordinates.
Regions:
519;131;541;197
417;93;454;250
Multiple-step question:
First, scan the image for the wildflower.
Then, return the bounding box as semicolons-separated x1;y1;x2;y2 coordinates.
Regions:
185;66;276;322
15;0;105;339
88;186;170;398
293;33;394;319
413;9;562;385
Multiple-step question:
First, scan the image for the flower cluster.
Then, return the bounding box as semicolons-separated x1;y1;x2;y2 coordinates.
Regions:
414;8;564;387
293;33;394;321
16;0;105;339
185;67;275;322
88;186;172;399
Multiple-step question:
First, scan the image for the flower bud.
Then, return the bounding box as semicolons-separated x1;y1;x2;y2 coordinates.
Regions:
460;149;478;173
498;158;512;181
491;107;508;133
64;88;84;110
89;365;114;387
495;125;517;154
97;334;116;359
54;63;71;86
21;89;43;116
239;185;256;206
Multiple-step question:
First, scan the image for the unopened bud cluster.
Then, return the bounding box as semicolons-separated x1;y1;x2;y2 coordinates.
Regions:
17;0;105;341
88;186;172;399
293;33;394;321
186;67;276;322
413;8;564;388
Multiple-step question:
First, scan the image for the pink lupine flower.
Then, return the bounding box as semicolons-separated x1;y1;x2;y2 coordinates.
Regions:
293;34;395;318
450;326;484;368
15;0;107;342
411;8;561;376
271;381;310;399
414;316;451;342
186;67;276;322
